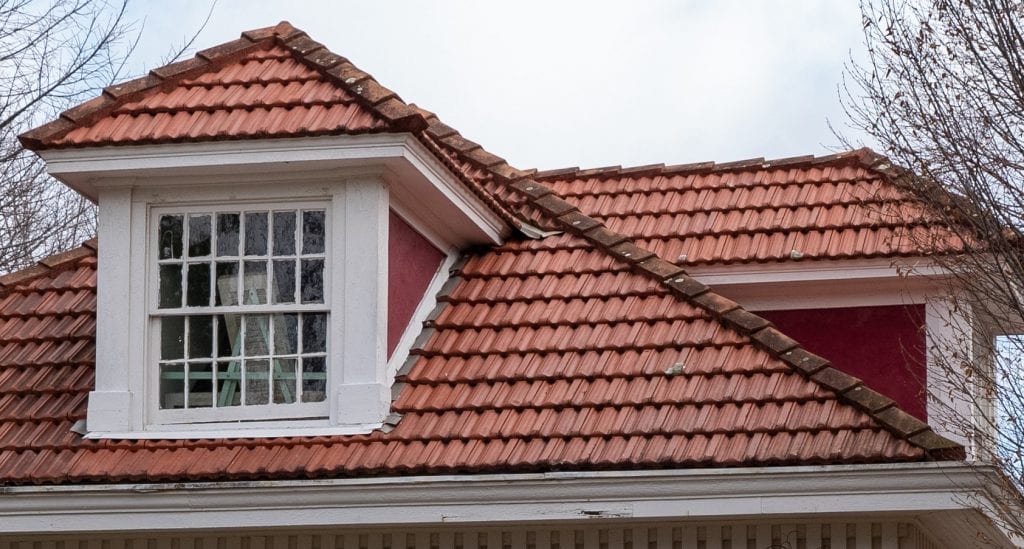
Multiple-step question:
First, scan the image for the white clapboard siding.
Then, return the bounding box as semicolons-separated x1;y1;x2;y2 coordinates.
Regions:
0;521;946;549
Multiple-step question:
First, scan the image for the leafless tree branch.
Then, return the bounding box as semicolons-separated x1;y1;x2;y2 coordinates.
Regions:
842;0;1024;539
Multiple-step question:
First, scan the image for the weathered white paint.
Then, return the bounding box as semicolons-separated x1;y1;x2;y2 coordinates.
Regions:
86;185;134;432
0;462;1014;546
40;134;509;247
0;520;960;549
925;296;982;458
335;178;390;423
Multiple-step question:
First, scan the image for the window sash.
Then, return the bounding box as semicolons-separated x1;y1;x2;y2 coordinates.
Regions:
148;201;332;425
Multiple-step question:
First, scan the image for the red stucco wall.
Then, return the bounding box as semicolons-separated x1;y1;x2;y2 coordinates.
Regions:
388;211;445;358
759;305;928;420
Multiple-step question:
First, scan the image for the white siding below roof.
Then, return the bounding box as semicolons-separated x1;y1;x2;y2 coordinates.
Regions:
0;521;948;549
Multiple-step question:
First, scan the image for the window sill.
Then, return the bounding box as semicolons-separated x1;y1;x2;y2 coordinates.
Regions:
83;420;385;440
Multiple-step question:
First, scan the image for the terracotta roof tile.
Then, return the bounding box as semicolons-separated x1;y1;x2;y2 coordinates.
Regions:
0;233;952;484
3;23;966;485
533;154;962;265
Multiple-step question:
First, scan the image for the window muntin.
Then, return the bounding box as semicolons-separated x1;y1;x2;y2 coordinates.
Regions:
152;205;329;423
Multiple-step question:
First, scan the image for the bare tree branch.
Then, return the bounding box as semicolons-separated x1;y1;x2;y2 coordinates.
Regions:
842;0;1024;539
0;0;213;274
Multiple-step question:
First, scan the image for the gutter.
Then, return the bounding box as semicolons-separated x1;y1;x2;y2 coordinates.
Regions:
0;462;1004;534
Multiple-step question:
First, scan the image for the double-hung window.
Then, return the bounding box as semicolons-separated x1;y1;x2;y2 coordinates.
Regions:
151;203;330;424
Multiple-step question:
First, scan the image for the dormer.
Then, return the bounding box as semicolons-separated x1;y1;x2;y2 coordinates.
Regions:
19;23;512;438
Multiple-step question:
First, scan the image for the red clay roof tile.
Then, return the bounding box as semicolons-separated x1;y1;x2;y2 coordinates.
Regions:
0;235;946;484
4;23;967;485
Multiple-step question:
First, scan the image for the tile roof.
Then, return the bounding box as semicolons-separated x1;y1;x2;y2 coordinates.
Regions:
0;235;953;485
5;22;965;484
528;151;965;265
18;22;426;150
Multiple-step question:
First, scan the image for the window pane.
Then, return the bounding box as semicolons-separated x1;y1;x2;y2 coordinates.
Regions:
188;315;213;358
216;361;242;407
272;211;296;255
273;358;297;404
244;314;270;356
300;259;324;304
244;212;268;256
215;262;239;306
243;260;267;305
188;215;212;257
158;215;183;260
158;264;182;309
217;314;241;358
160;316;185;360
186;263;211;307
302;313;326;353
272;260;296;304
273;313;298;354
216;213;240;257
159;363;185;409
302;210;325;254
302;356;327;403
187;363;213;408
245;359;269;405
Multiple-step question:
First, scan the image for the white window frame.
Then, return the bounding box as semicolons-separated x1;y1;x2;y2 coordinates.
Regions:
147;201;333;426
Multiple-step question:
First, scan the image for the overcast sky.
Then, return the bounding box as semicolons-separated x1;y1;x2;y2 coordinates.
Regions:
126;1;872;172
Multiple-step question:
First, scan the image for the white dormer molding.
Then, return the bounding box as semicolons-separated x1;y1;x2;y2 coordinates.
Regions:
40;134;510;248
44;134;510;439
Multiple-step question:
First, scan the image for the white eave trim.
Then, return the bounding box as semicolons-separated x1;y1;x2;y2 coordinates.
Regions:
0;462;1005;534
39;133;510;246
687;257;951;286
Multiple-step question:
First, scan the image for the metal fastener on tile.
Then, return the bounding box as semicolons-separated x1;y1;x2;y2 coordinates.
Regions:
789;249;804;259
664;363;685;376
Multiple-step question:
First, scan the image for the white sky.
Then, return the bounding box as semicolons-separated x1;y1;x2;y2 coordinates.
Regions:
126;1;872;172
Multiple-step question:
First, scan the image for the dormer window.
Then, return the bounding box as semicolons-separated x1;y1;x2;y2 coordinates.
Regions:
152;205;330;424
33;133;508;439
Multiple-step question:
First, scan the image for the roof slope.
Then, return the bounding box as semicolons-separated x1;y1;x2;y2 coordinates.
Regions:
0;237;940;485
19;23;425;149
530;151;964;266
3;22;964;484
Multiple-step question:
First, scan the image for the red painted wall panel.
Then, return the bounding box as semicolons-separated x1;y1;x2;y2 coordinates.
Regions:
388;211;445;358
759;305;928;420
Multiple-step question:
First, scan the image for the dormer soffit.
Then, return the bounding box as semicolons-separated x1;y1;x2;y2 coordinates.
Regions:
39;133;509;248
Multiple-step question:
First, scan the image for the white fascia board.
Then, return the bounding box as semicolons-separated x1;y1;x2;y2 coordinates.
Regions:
39;134;509;245
688;257;951;286
0;462;1005;534
686;258;953;311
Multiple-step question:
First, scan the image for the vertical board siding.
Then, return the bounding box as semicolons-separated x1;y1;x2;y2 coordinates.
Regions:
0;522;945;549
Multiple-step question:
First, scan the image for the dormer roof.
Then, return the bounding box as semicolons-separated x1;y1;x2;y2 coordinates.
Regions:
19;22;424;150
1;22;967;484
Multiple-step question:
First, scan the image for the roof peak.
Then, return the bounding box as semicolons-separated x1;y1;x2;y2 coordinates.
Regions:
529;147;886;181
18;21;430;150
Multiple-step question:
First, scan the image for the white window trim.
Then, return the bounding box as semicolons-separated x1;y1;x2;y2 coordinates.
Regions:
146;201;333;425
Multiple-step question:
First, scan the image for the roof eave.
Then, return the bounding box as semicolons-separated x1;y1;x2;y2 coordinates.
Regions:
0;462;1012;541
40;133;511;247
